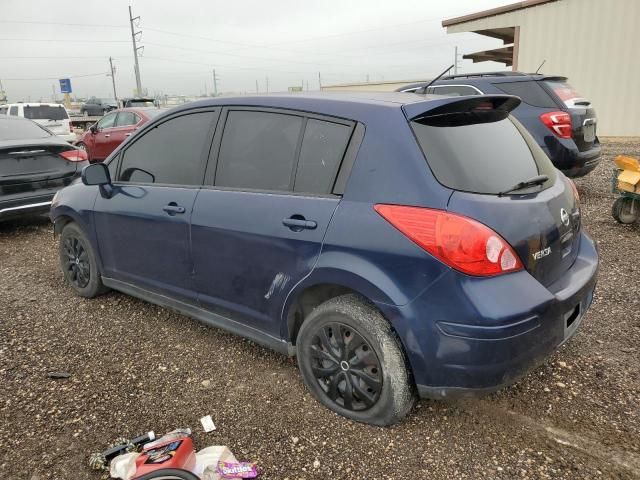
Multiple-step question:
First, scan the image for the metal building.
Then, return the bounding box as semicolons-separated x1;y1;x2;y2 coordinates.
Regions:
442;0;639;137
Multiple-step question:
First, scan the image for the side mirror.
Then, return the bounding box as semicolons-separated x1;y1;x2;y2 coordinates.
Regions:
89;124;98;134
82;163;111;186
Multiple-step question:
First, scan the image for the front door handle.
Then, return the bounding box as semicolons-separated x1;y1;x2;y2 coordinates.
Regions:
125;133;132;137
163;203;186;215
104;134;110;138
283;216;317;231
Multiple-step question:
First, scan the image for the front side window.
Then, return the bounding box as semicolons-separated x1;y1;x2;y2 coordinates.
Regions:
115;111;139;127
97;112;117;129
215;111;303;191
118;111;215;185
294;119;351;194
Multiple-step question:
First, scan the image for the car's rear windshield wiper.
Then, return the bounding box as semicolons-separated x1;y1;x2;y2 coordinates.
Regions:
498;174;549;196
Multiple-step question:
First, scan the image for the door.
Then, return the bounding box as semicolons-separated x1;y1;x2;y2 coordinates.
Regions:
191;109;354;336
93;109;219;302
90;112;118;160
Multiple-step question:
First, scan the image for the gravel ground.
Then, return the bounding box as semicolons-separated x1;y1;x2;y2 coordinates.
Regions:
1;139;639;480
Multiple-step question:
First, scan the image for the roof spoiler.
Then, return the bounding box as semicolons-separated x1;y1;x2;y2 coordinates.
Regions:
403;95;521;121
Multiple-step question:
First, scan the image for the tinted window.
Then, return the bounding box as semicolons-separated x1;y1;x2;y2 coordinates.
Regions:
494;81;558;108
9;106;18;116
0;118;51;140
23;105;68;120
430;86;480;96
0;107;7;115
294;119;351;194
411;115;556;194
215;111;303;191
115;111;139;127
97;112;117;129
118;111;215;185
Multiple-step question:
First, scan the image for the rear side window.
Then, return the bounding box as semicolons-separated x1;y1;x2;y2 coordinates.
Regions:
0;107;7;115
23;105;68;120
118;111;215;185
215;111;303;191
294;119;351;194
544;80;590;108
9;106;18;116
493;81;558;108
411;113;556;195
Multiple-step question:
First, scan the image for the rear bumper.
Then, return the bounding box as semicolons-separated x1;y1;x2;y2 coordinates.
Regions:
543;140;601;178
0;193;55;220
377;232;598;398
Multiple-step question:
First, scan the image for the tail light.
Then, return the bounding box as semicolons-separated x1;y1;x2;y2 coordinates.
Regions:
568;178;580;207
540;111;572;139
59;149;88;162
374;204;523;276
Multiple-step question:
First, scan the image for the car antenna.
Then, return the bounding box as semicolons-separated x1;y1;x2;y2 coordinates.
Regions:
535;59;546;74
423;64;455;90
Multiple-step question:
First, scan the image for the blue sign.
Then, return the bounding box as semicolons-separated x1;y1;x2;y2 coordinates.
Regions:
59;78;72;94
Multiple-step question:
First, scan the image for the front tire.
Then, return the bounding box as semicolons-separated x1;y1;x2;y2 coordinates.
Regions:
59;223;109;298
296;294;415;426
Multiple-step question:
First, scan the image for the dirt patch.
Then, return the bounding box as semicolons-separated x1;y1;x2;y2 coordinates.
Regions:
1;139;639;479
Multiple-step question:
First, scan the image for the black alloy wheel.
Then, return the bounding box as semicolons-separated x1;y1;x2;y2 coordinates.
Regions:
310;322;383;411
62;235;90;289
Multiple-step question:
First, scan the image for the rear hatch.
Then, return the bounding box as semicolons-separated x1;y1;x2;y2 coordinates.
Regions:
23;104;71;137
407;96;580;287
542;77;598;152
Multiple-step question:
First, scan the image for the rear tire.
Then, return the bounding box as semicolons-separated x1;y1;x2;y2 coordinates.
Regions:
296;294;415;426
76;142;90;161
59;223;109;298
612;197;638;224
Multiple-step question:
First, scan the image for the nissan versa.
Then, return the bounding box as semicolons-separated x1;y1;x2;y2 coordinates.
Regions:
50;93;598;425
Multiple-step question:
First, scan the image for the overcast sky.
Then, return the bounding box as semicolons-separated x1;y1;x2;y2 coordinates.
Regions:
0;0;516;101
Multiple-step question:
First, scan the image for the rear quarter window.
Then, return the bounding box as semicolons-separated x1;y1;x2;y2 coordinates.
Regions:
410;113;556;195
493;81;558;108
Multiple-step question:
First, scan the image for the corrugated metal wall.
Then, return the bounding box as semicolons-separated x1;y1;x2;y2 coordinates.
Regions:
447;0;639;137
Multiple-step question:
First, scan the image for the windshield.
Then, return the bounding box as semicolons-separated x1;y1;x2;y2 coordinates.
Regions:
0;118;51;140
411;114;556;195
23;105;68;121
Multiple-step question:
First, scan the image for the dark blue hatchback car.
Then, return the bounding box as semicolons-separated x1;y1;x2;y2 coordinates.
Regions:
51;92;598;425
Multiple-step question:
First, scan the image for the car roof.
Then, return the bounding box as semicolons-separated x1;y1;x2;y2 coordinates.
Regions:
4;102;67;108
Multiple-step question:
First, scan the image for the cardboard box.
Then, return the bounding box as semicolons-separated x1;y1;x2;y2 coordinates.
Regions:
617;169;640;193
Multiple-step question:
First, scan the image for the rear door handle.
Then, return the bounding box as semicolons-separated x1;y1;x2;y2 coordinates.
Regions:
104;134;110;138
163;203;186;215
283;217;317;231
125;133;132;137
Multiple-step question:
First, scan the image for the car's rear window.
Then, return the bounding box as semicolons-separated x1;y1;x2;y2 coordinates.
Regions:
544;80;590;108
411;113;556;195
493;81;558;108
23;105;68;120
0;118;51;140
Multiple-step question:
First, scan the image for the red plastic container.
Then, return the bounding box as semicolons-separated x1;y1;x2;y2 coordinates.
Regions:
132;436;196;478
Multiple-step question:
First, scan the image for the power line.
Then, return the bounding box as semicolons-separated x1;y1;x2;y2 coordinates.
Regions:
0;38;129;43
2;72;110;81
0;19;127;28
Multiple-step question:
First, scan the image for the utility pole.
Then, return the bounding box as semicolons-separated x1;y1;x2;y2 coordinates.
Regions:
318;71;322;90
454;46;462;75
212;69;219;96
129;6;143;96
265;76;269;93
255;79;259;93
51;84;56;102
108;57;118;103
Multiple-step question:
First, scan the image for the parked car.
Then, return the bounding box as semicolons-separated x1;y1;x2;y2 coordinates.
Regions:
0;116;88;221
80;98;118;117
396;72;601;177
0;102;75;143
76;107;165;162
51;93;598;425
122;97;157;108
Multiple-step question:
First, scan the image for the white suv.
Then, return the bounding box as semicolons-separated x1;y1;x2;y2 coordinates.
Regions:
0;103;75;143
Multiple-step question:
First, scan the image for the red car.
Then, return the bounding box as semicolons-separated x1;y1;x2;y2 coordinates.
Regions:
76;107;165;162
